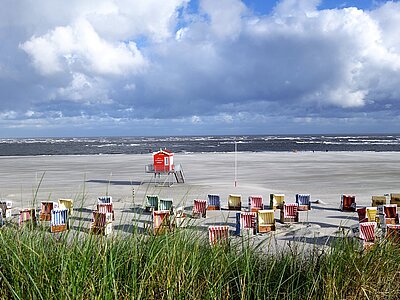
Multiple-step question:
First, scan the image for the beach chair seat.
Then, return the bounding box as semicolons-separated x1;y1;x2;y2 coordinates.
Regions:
58;199;73;216
371;195;386;207
0;201;12;218
159;198;173;212
359;222;377;249
40;201;57;221
192;199;207;218
248;195;263;212
153;210;171;235
19;208;37;227
51;208;69;233
97;203;115;221
340;195;356;212
236;212;256;235
280;203;299;223
357;207;367;223
296;194;311;211
208;225;229;246
90;211;113;235
257;210;276;232
386;224;400;243
390;193;400;206
270;194;285;211
228;194;241;211
145;195;159;212
207;194;221;210
384;204;398;224
366;207;378;222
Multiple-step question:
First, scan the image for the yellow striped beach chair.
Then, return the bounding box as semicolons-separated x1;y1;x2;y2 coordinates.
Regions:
366;207;378;222
58;199;73;216
270;194;285;210
371;196;386;207
228;194;241;210
257;210;276;232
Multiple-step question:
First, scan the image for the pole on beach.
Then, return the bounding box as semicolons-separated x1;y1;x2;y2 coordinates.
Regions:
234;141;237;187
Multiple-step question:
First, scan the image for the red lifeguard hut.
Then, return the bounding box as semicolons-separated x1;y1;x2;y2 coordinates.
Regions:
146;149;185;185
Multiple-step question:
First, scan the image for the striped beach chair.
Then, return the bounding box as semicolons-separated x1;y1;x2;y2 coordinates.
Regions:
40;201;57;221
270;194;285;210
248;195;263;212
384;204;398;225
208;225;229;246
386;224;400;243
98;196;112;204
90;211;113;235
257;210;276;232
371;195;386;207
0;201;12;218
340;195;356;212
153;210;170;235
58;199;73;216
280;203;299;223
296;194;311;211
159;199;173;212
145;195;159;212
19;208;37;227
192;199;207;218
207;194;221;210
357;207;367;223
228;194;241;211
97;203;115;220
359;222;377;249
366;207;378;222
238;212;256;235
51;208;69;233
390;193;400;206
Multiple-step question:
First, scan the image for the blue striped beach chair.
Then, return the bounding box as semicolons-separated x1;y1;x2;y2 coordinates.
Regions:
159;198;173;212
296;194;311;211
207;194;221;210
51;208;69;233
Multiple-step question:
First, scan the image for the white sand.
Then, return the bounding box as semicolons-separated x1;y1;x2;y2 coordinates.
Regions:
1;152;399;248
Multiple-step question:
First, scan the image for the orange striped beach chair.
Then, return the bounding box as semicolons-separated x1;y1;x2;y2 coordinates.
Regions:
51;208;69;233
208;225;229;246
192;199;207;218
359;222;377;249
90;211;113;235
19;208;37;227
153;210;171;235
280;203;299;223
340;195;356;212
248;195;263;212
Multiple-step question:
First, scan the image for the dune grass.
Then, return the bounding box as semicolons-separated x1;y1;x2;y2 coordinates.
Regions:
1;225;400;299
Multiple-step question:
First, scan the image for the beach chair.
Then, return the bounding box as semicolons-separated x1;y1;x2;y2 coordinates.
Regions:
340;195;356;212
207;194;221;210
159;198;173;212
359;222;377;249
270;194;285;210
19;208;37;227
357;207;367;223
280;203;299;223
50;208;69;233
208;225;229;246
98;196;112;204
366;207;378;222
236;212;256;235
248;195;263;212
296;194;311;211
90;211;113;235
257;210;276;232
390;193;400;206
97;203;115;221
58;199;73;216
228;194;241;210
0;201;12;218
173;207;188;228
386;224;400;243
145;195;159;212
40;201;57;221
384;204;398;225
153;210;171;235
371;196;386;207
192;199;207;218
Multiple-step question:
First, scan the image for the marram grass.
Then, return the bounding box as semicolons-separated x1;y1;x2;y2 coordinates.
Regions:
1;227;400;299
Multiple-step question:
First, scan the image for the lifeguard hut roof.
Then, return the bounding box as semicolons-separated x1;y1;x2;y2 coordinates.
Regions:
153;149;174;156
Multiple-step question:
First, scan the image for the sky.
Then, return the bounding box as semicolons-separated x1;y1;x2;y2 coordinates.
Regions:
1;0;400;137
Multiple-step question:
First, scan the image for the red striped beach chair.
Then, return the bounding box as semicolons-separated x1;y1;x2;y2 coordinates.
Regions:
40;201;56;221
97;203;115;220
280;203;299;223
90;211;113;235
386;224;400;243
257;210;275;232
371;195;386;207
240;212;256;235
384;204;398;225
248;195;263;212
58;199;73;216
270;194;285;210
192;199;207;218
19;208;37;227
340;195;356;212
208;225;229;246
207;194;221;210
359;222;377;249
228;194;241;211
153;210;171;235
51;208;69;233
296;194;311;211
357;207;367;223
0;201;12;218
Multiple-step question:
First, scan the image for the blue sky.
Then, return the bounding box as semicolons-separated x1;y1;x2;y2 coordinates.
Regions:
0;0;400;137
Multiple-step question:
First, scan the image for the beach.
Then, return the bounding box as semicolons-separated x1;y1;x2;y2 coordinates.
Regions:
1;151;399;247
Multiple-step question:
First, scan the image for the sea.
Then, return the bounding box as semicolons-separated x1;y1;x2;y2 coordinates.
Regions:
0;135;400;156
